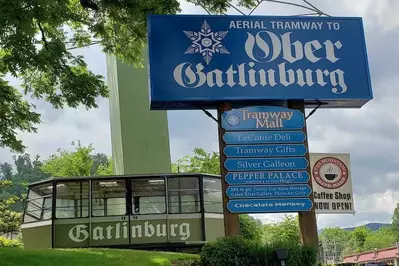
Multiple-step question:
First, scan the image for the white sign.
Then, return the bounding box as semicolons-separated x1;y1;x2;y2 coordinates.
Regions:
310;153;354;214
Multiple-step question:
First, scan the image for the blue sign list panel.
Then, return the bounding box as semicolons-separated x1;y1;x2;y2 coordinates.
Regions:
220;106;312;214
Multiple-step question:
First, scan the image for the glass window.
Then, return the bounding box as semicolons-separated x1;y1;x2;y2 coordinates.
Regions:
167;177;200;214
92;198;104;216
23;182;53;222
55;181;89;218
203;178;223;213
132;178;166;214
92;180;126;216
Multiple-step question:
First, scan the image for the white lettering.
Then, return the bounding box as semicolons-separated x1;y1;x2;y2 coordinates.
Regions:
68;222;192;242
93;226;104;240
173;62;347;95
69;224;89;243
144;221;155;237
131;225;142;238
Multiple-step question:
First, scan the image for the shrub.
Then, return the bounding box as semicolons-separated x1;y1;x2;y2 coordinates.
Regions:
200;236;318;266
200;235;258;266
0;236;23;248
239;214;263;242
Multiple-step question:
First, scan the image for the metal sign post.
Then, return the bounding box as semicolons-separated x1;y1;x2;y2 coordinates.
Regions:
217;102;240;236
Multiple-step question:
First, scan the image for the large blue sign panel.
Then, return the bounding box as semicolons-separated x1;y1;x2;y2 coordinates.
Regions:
227;198;313;213
148;15;373;110
221;106;304;131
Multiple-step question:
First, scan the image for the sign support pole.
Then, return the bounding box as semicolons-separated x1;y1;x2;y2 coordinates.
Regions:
218;102;240;236
288;101;319;250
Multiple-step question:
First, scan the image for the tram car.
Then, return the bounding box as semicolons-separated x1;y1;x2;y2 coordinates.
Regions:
21;173;225;251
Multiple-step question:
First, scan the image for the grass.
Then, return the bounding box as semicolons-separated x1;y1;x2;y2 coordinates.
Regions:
0;248;200;266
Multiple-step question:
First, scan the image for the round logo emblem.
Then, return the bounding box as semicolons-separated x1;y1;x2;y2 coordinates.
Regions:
226;114;240;126
312;157;348;189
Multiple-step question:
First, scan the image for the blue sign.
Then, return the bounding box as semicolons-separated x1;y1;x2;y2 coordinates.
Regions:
226;185;311;198
225;157;308;171
225;171;310;185
221;106;304;131
224;144;307;157
148;15;373;110
223;131;306;144
227;198;313;213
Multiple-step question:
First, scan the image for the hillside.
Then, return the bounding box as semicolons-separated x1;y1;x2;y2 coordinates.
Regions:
0;248;199;266
318;223;391;234
343;223;390;232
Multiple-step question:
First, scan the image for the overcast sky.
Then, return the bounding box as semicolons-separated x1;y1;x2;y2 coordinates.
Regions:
1;0;399;230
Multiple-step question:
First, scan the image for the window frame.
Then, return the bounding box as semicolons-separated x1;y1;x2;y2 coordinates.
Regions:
131;176;167;216
91;179;128;217
202;177;223;214
54;180;90;220
23;174;223;223
23;182;53;224
167;176;201;214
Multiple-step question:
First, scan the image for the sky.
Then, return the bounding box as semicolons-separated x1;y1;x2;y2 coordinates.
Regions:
1;0;399;230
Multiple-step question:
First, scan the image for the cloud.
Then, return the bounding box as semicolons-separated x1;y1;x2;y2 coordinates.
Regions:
1;0;399;231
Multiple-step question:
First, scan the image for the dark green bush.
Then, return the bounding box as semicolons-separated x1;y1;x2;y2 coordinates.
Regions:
200;235;257;266
200;236;317;266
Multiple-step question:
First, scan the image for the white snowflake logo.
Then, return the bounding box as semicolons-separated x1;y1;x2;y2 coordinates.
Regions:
183;20;230;65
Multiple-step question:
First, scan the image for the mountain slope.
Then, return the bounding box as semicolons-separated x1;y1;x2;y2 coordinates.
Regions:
343;223;390;231
318;223;391;234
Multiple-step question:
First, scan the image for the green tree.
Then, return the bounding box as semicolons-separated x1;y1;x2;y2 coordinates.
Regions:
91;153;111;175
392;202;399;240
172;148;220;175
319;227;350;260
0;153;50;211
239;214;263;242
363;226;396;250
1;0;258;153
344;226;372;254
95;158;114;176
0;180;22;235
41;141;113;177
41;141;95;177
263;215;300;245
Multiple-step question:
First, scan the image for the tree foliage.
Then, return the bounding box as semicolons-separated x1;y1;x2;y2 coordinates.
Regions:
0;153;50;211
0;142;114;236
1;0;259;153
263;215;300;245
392;202;399;239
362;226;396;251
172;147;220;175
239;214;263;242
41;141;113;177
0;180;22;235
